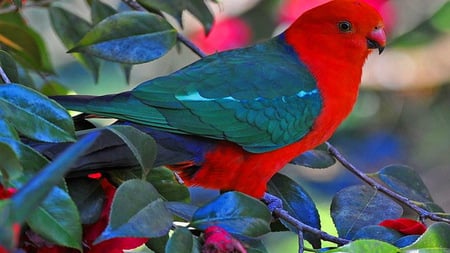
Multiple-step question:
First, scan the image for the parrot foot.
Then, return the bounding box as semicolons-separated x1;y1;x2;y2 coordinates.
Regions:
262;192;283;213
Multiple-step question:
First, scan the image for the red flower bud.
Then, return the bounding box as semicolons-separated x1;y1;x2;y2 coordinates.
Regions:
202;226;247;253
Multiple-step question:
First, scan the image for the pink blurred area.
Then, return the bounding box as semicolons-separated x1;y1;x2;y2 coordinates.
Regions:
278;0;396;32
189;17;252;54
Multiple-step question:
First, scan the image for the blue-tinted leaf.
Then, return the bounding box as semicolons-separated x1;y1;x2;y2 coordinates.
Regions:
0;84;76;142
376;165;434;203
70;12;177;64
290;144;335;169
67;178;104;224
352;225;403;244
165;201;198;222
267;173;321;248
394;235;420;248
191;192;271;237
331;185;403;239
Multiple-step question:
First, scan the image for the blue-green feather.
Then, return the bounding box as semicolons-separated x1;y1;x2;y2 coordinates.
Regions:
130;34;322;152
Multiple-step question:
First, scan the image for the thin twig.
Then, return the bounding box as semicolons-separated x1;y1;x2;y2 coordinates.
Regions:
177;33;207;58
0;65;11;83
272;208;350;246
121;0;146;11
298;229;304;253
326;142;450;224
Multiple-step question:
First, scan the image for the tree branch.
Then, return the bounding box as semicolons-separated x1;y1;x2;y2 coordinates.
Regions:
272;207;350;247
326;142;450;224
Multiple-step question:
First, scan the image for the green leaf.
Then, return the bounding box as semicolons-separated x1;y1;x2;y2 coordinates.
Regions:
91;0;117;24
27;187;82;250
375;165;436;205
96;179;173;243
401;223;450;251
0;200;16;250
9;131;99;223
2;138;48;174
0;50;19;83
190;192;271;237
12;0;23;8
147;234;169;253
325;239;399;253
0;119;19;140
0;11;26;26
0;84;76;142
69;12;177;64
0;137;49;184
290;144;335;168
0;21;53;73
67;178;104;224
107;125;157;178
352;225;403;244
267;173;321;248
147;166;190;202
48;6;102;82
0;140;22;182
165;227;198;253
138;0;214;34
430;1;450;32
239;237;268;253
331;185;403;239
40;81;74;96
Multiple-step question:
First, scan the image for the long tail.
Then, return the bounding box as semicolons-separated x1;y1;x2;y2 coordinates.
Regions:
29;124;216;177
52;92;138;120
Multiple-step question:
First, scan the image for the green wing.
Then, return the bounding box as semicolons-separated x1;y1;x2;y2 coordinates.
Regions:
130;35;322;153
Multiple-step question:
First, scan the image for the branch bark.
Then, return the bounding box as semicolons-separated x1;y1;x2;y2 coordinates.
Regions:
326;142;450;224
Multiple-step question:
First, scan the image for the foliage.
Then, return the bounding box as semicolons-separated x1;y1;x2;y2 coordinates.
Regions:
0;1;449;253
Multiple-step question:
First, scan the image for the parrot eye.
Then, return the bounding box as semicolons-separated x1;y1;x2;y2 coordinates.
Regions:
338;21;352;32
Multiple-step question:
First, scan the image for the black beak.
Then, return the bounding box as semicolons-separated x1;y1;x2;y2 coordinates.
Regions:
367;38;385;54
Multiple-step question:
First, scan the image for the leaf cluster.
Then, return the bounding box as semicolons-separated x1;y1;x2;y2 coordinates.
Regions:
0;1;449;253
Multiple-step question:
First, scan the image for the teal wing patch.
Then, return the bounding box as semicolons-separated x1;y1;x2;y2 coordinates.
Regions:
132;35;322;153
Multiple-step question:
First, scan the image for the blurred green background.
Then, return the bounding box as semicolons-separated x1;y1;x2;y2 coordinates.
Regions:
17;0;450;251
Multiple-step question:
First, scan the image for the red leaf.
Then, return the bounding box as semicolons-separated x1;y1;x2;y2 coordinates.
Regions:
379;218;427;235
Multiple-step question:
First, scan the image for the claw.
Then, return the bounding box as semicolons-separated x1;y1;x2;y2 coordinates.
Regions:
262;192;283;212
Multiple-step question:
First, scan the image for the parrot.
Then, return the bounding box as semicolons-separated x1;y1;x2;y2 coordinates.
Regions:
52;0;386;199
